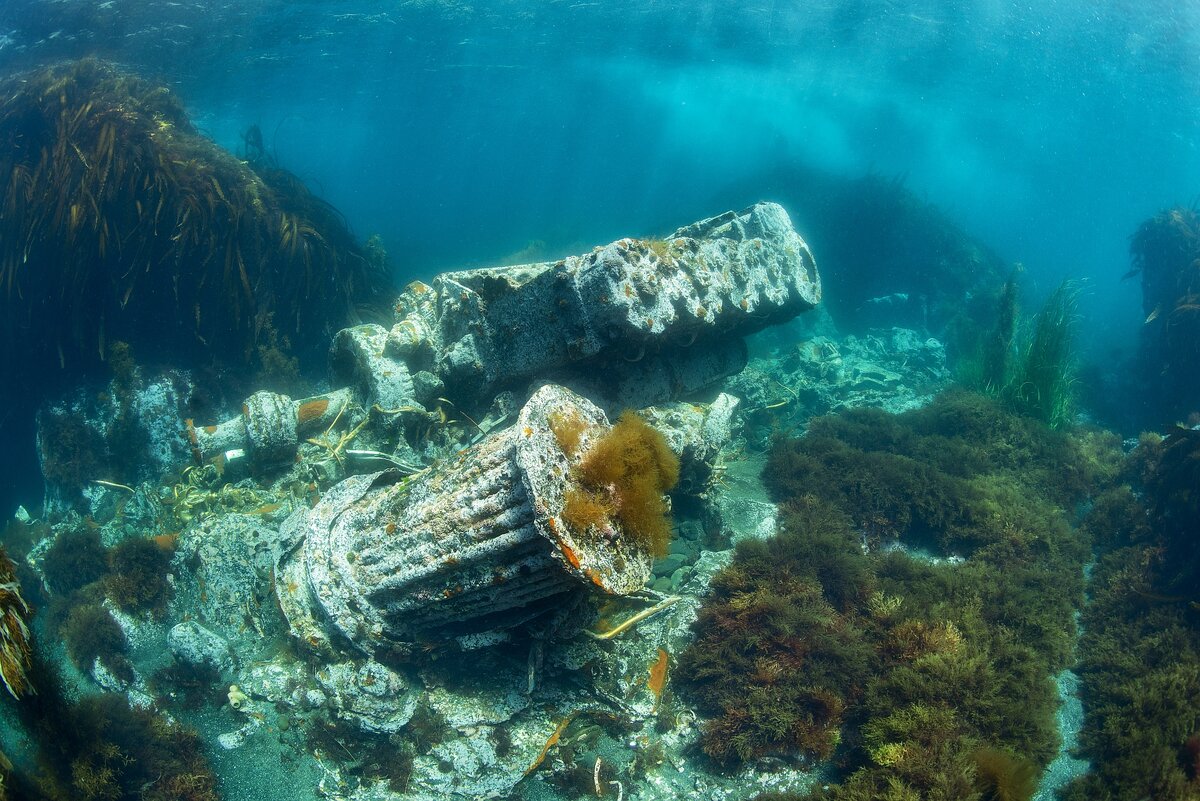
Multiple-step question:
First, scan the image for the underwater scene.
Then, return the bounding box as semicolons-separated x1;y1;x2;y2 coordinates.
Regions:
1;1;1199;800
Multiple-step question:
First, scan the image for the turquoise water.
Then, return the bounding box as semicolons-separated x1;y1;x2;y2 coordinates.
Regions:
1;4;1198;801
4;1;1195;505
2;1;1195;321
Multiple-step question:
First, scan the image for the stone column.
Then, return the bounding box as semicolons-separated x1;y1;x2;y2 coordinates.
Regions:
276;384;657;658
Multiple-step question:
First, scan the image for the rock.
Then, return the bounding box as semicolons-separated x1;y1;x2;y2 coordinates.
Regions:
391;202;820;409
314;660;419;735
670;567;690;591
330;324;416;412
423;652;529;727
655;554;686;576
410;733;523;800
173;513;290;654
36;369;196;515
167;621;235;674
410;370;445;405
729;327;950;448
275;385;661;660
640;393;741;494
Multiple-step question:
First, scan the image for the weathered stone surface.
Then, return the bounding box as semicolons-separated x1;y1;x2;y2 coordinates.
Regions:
275;385;665;659
36;369;195;515
314;659;419;735
167;621;236;674
330;324;416;411
173;512;291;645
391;202;819;406
640;393;741;495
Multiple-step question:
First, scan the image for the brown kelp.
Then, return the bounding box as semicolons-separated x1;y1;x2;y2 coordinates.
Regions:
0;58;390;390
0;547;33;700
1128;207;1200;422
679;391;1115;799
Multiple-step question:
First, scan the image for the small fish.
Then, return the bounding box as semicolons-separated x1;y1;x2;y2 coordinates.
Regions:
1144;304;1161;324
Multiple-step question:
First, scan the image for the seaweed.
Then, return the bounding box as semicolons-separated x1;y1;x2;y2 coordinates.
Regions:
1006;281;1081;429
0;58;391;399
681;390;1107;797
61;603;132;682
41;526;108;596
56;694;218;801
958;278;1081;429
562;410;679;559
1060;426;1200;800
0;547;34;699
677;495;876;766
104;537;174;616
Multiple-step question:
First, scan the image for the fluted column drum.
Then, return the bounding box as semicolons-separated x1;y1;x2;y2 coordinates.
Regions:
276;384;655;658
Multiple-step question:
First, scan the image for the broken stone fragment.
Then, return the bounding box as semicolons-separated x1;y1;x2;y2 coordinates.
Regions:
329;323;415;412
184;387;353;466
167;621;235;675
314;659;418;734
391;201;820;406
275;384;672;659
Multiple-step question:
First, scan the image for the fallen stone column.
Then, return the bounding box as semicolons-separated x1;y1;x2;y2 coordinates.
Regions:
392;201;820;406
185;387;353;466
275;384;666;658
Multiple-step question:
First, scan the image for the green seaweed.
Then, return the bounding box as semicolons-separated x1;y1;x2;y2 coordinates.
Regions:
681;390;1108;798
959;278;1081;429
1059;427;1200;801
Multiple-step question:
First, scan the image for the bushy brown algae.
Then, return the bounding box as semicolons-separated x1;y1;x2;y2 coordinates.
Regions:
679;391;1115;800
558;410;680;559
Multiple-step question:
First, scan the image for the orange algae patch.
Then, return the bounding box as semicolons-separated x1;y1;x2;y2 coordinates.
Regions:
648;648;669;708
569;411;679;558
296;398;330;425
560;540;582;570
524;713;577;776
153;532;179;551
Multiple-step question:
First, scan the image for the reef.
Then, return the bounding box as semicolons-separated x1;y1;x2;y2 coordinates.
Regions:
5;169;1181;801
679;390;1117;799
3;202;829;801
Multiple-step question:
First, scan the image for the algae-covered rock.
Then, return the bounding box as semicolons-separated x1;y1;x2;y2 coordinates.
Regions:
167;621;235;675
36;368;197;515
315;660;419;735
391;202;819;408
